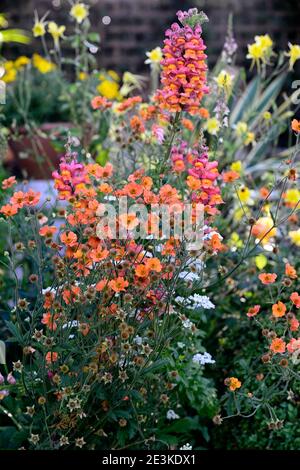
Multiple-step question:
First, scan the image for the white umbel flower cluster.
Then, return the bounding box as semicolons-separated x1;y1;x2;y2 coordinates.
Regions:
192;352;215;365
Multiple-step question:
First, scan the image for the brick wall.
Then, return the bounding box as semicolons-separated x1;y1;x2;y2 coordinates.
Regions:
2;0;300;72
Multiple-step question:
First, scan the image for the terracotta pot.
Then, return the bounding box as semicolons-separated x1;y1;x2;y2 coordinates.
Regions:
8;123;71;179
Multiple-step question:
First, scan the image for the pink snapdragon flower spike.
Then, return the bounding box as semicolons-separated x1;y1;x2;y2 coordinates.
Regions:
155;9;209;115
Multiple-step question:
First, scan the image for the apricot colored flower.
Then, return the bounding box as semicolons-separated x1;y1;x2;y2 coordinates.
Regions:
292;119;300;133
124;182;144;198
39;226;57;238
285;263;297;280
272;301;286;318
258;273;277;285
222;171;240;183
25;189;41;206
2;176;16;190
290;292;300;308
135;264;150;278
91;96;112;110
108;277;129;292
45;351;58;363
10;191;26;208
287;338;300;353
227;377;241;391
145;258;162;272
60;231;78;247
289;317;299;332
270;338;286;354
247;305;260;317
0;204;18;217
251;216;276;243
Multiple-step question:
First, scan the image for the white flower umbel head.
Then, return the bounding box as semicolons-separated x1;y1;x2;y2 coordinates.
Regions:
166;409;179;420
192;352;215;365
180;443;193;450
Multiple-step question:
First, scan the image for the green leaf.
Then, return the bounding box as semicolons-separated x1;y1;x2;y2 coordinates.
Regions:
230;76;260;126
0;340;5;364
5;321;23;344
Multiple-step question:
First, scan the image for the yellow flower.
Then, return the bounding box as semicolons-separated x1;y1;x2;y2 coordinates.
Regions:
255;254;268;270
252;216;276;244
206;117;220;135
214;69;233;92
32;12;47;38
244;131;255;146
14;56;30;69
78;71;88;81
2;66;17;83
233;206;250;222
32;54;56;74
230;160;242;173
284;188;300;207
263;111;271;120
235;121;248;136
107;70;120;82
237;186;251;204
247;34;274;68
286;43;300;70
120;72;146;97
48;22;66;46
97;80;119;100
229;232;243;249
145;47;163;65
70;3;89;24
289;229;300;247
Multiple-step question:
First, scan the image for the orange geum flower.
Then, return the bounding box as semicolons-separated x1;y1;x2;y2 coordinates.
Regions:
10;191;26;208
0;204;18;217
98;183;113;193
141;176;153;191
89;247;109;263
272;301;287;318
227;377;242;391
39;226;57;238
285;263;297;279
247;305;261;317
130;115;145;134
289;316;299;332
91;95;112;110
119;213;139;231
25;189;41;206
145;257;162;272
135;264;150;278
270;338;286;354
41;312;58;331
290;292;300;308
187;175;201;191
259;187;270;199
258;273;277;285
291;119;300;133
222;171;240;183
182;118;195;131
60;231;78;246
108;277;129;292
45;351;58;364
2;176;17;190
123;182;143;199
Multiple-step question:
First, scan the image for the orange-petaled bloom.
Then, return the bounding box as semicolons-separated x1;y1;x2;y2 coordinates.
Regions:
39;225;57;238
130;115;145;134
227;377;242;391
91;95;112;110
182;118;194;131
135;264;150;278
290;292;300;308
247;305;261;317
60;231;78;246
285;263;297;279
270;338;286;354
10;191;26;208
25;189;41;206
0;204;18;217
258;272;277;285
155;10;209;114
222;171;240;183
289;316;299;332
45;351;58;363
272;301;286;318
145;257;162;272
116;96;142;113
108;277;129;292
2;176;17;190
291;119;300;133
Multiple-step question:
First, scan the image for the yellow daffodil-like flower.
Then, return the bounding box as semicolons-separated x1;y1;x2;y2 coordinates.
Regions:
78;71;88;81
244;131;255;146
285;43;300;71
107;70;120;82
48;22;66;46
32;54;56;74
284;188;300;208
206;117;220;135
289;228;300;247
235;121;248;137
70;3;89;24
252;216;276;244
97;80;120;100
120;72;146;97
14;56;30;69
230;160;242;173
263;111;271;120
32;11;47;38
237;186;251;204
145;47;163;66
247;34;274;68
214;69;233;93
2;61;17;83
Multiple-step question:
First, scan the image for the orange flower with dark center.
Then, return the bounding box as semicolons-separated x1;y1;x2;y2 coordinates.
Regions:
2;176;17;190
135;264;149;278
145;257;162;272
222;171;240;183
270;338;286;354
60;231;78;246
272;301;286;318
290;292;300;308
258;273;277;284
0;204;18;217
291;119;300;133
285;263;297;279
39;226;57;238
108;277;129;292
247;305;261;317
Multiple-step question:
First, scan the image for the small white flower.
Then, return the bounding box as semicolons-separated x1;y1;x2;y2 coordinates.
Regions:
192;352;215;365
180;443;192;450
133;336;143;345
182;318;193;329
166;409;179;420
